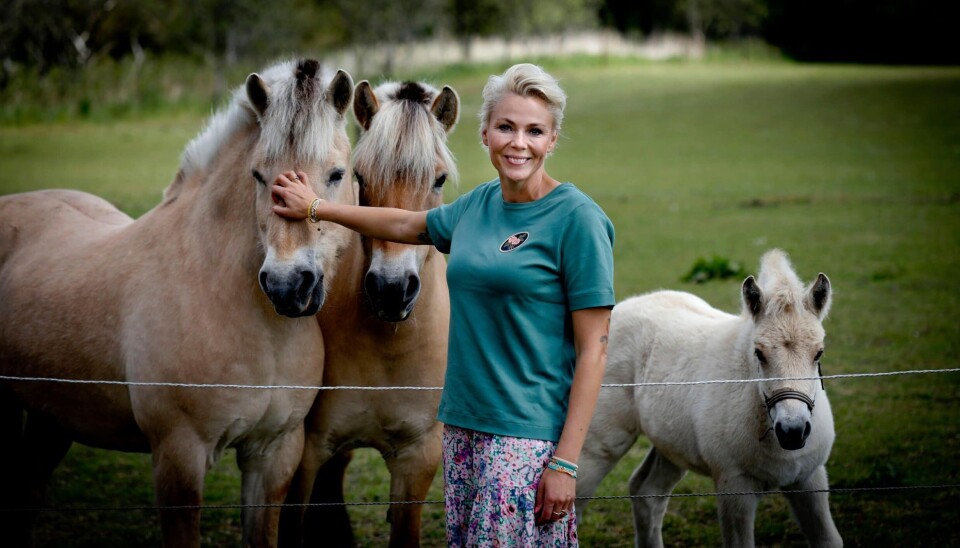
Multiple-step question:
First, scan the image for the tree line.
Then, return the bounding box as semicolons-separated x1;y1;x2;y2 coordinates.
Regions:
1;0;954;81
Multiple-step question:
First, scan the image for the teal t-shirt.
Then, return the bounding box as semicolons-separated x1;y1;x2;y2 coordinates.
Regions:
426;180;615;441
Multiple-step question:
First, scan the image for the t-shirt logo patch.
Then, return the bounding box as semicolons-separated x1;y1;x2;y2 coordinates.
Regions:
499;232;529;252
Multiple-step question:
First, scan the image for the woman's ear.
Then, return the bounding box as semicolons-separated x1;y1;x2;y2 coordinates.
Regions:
481;127;489;147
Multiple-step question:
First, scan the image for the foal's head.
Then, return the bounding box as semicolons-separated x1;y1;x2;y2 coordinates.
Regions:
245;60;354;317
742;249;832;450
351;80;459;321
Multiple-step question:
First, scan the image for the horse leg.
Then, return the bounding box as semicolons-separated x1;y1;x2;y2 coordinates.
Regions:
714;473;762;548
151;429;208;548
783;466;842;547
301;450;355;548
383;427;443;548
238;426;306;548
1;410;73;548
628;447;686;548
576;416;640;521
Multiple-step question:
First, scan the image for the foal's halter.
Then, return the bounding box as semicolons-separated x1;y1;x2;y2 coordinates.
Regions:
758;363;824;442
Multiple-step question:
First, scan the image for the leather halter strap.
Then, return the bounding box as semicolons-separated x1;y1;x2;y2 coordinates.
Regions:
764;389;815;411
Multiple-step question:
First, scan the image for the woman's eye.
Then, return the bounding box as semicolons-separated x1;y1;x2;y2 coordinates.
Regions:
755;348;767;365
497;124;512;132
529;128;543;136
354;170;365;186
434;174;447;190
251;170;266;186
329;168;345;185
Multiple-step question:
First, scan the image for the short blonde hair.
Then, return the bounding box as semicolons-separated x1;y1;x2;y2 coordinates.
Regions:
479;63;567;141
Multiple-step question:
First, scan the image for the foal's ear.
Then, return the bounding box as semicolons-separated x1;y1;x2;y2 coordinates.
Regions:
742;276;764;318
246;73;270;117
353;81;379;131
431;85;460;133
805;273;832;319
327;69;354;118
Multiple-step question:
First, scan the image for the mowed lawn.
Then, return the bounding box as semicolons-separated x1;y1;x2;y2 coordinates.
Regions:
1;59;958;546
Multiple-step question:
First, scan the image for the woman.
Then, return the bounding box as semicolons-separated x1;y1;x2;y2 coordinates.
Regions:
272;63;614;546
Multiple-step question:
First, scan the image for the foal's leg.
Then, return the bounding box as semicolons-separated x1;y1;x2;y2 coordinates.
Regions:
783;466;842;547
628;447;686;548
383;424;443;548
279;436;328;548
301;450;355;547
238;426;306;548
151;429;209;548
714;473;762;548
1;410;73;548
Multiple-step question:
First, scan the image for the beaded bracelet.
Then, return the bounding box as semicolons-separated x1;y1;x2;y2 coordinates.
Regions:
547;460;578;479
308;198;323;223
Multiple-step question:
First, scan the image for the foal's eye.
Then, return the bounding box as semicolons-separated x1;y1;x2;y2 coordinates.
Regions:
814;350;823;363
434;173;447;190
754;349;768;365
251;169;266;186
354;170;365;187
329;168;345;185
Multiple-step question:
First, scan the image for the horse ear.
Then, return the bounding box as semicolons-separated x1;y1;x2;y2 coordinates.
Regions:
431;85;460;133
742;276;763;318
246;73;270;117
353;81;379;131
806;273;832;319
327;69;354;118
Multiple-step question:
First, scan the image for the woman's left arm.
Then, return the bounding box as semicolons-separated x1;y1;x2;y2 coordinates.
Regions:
535;306;611;524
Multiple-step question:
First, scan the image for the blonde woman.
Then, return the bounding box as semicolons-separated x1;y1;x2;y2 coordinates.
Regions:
272;64;614;545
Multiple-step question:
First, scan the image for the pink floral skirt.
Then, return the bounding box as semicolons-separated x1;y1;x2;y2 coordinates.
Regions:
442;425;578;547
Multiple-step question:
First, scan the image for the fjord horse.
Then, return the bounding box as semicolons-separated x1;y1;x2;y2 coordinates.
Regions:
578;250;842;547
280;81;458;547
0;59;355;547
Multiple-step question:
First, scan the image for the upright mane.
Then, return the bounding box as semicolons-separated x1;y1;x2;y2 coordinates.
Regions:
170;59;343;198
756;249;807;315
353;81;458;200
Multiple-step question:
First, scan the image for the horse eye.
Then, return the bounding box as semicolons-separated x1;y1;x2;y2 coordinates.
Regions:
754;349;767;365
329;168;345;185
814;350;823;362
434;173;447;190
354;170;365;187
251;169;266;186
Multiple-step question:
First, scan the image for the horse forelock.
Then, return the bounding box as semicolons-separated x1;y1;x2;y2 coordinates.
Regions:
177;59;341;184
757;249;806;317
353;82;457;201
255;59;341;164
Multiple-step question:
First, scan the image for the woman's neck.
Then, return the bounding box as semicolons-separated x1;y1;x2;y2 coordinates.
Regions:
500;171;560;203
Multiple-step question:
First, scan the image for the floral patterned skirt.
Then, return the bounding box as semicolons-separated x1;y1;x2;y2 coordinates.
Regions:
442;424;578;547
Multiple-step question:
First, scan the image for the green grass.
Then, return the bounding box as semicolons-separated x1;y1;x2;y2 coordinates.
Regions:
1;57;959;546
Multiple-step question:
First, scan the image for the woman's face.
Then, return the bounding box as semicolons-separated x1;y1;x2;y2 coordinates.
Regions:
482;93;558;187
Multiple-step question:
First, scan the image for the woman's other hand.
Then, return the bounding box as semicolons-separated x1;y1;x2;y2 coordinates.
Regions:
534;467;576;526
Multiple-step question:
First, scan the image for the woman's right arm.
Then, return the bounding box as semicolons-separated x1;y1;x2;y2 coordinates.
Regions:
271;170;432;245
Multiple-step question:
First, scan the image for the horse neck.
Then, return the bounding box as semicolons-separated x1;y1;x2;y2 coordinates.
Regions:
159;127;263;288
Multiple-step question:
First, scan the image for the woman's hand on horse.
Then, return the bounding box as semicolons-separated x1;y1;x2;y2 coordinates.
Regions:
272;170;314;220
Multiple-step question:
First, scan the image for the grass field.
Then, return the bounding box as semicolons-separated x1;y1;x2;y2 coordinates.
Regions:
1;57;959;546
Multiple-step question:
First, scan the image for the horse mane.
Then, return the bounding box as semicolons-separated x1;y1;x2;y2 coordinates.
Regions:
353;81;458;200
756;249;806;315
169;59;341;199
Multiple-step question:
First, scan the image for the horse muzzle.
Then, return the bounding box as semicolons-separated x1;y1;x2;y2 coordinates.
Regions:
259;267;325;318
364;271;420;322
765;389;815;451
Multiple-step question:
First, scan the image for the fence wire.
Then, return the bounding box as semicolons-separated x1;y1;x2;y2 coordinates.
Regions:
1;367;958;392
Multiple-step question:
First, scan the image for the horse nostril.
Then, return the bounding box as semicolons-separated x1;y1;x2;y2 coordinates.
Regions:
364;271;379;297
803;421;812;440
259;270;269;291
404;274;421;301
297;270;317;302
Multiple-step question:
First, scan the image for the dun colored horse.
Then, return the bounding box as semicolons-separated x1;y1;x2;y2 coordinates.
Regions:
0;59;355;547
578;249;842;547
280;81;458;547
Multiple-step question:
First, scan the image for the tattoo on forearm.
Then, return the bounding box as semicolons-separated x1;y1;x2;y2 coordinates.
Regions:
417;231;433;244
